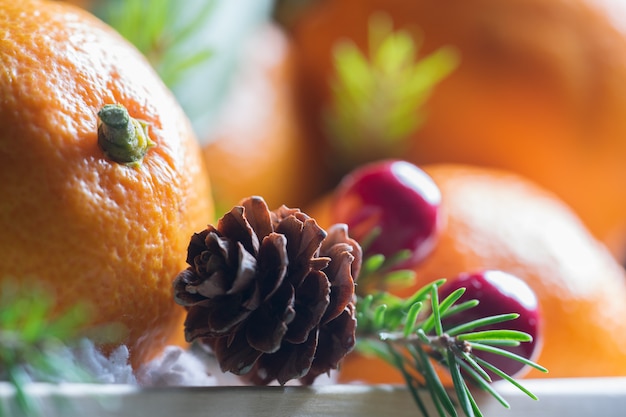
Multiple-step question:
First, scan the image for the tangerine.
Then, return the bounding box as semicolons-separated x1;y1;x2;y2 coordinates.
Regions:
0;0;214;366
308;164;626;382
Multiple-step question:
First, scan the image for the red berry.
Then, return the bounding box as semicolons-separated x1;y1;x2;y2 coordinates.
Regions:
439;270;542;379
331;160;442;269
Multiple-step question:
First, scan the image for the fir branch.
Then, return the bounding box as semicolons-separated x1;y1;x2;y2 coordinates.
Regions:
354;278;548;417
0;280;97;417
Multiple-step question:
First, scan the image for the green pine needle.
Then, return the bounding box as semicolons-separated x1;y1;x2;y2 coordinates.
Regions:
438;300;480;321
421;286;465;334
464;383;484;417
456;349;492;384
412;344;457;417
474;358;541;401
386;344;432;417
446;350;474;417
373;304;388;329
403;301;425;338
362;254;386;275
358;250;417;294
456;329;532;344
446;314;520;336
470;343;548;374
402;279;447;311
458;360;510;409
430;285;444;337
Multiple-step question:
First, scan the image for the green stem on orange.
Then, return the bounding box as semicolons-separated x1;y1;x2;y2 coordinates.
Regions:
97;103;155;168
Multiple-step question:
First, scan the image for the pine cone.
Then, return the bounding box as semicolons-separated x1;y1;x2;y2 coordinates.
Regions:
173;196;362;385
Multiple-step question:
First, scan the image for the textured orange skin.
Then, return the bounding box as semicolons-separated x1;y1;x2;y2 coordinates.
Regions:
0;0;213;366
288;0;626;258
308;164;626;383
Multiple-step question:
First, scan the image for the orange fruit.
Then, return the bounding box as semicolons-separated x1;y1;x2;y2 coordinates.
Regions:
287;0;626;260
202;23;324;214
0;0;213;366
308;164;626;383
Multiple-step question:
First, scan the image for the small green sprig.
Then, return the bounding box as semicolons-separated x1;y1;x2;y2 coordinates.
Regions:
326;13;459;169
356;227;418;294
0;280;95;417
354;279;548;417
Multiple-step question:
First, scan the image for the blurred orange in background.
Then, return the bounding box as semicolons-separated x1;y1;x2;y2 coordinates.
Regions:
202;23;322;214
285;0;626;262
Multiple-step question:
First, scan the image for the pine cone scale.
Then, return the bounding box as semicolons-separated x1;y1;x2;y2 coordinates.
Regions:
185;230;210;266
242;196;274;241
218;206;260;256
255;233;289;301
284;269;331;344
275;215;324;288
213;332;262;375
302;305;357;384
251;329;319;385
205;294;251;334
246;282;296;353
227;243;258;295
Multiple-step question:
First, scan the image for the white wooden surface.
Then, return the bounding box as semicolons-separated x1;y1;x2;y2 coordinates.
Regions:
1;378;625;416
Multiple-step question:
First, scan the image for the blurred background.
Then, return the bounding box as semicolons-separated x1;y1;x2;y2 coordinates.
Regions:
60;0;626;266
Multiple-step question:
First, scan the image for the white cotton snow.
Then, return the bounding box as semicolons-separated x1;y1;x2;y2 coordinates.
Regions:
62;339;338;387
